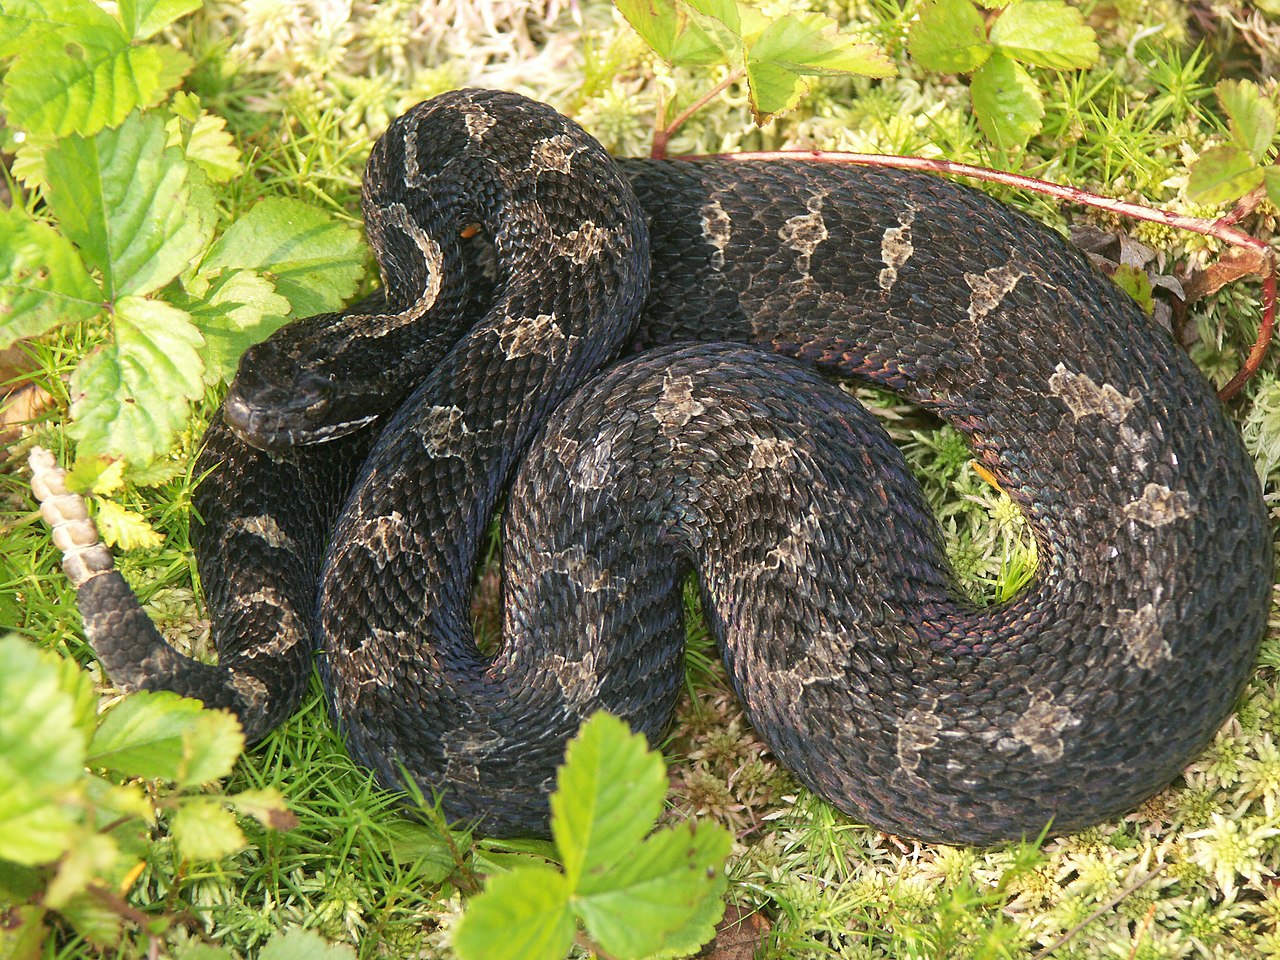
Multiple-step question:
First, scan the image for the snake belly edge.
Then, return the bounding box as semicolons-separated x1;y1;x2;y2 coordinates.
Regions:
42;89;1273;846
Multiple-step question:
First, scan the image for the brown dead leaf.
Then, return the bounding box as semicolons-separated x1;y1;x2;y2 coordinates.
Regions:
1181;246;1267;304
0;344;53;456
698;902;771;960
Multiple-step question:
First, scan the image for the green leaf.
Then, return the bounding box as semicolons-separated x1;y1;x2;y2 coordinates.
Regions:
0;861;46;901
0;636;93;791
44;111;213;300
88;690;243;785
166;103;244;183
680;0;747;63
551;712;667;888
1187;144;1265;204
0;0;117;60
989;0;1099;70
179;268;291;384
1217;79;1278;163
117;0;202;40
1;17;179;138
67;297;206;465
970;52;1044;150
0;635;94;865
908;0;990;74
45;831;120;908
614;0;724;66
59;889;124;947
84;773;153;823
203;198;367;318
65;456;127;495
0;787;78;866
170;799;246;860
0;903;46;960
1264;165;1280;209
259;928;358;960
745;12;895;124
0;207;102;350
453;866;575;960
182;709;246;785
93;498;164;551
575;823;731;960
1111;264;1154;316
10;136;51;189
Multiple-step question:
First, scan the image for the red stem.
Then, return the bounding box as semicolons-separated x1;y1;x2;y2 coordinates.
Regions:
680;149;1277;400
651;71;744;160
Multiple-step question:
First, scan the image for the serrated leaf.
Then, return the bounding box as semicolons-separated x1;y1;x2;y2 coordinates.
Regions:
183;113;243;182
227;788;299;831
65;456;127;496
454;866;575;960
0;207;102;350
989;0;1099;70
1;20;175;138
59;888;124;947
551;712;666;888
908;0;990;74
614;0;724;66
0;787;78;866
0;0;118;60
45;111;212;299
118;0;202;40
1217;79;1278;163
124;457;187;488
166;100;243;183
1187;144;1265;204
575;822;731;960
971;52;1044;150
681;0;746;63
46;831;120;908
0;636;93;791
745;12;894;123
92;498;164;551
259;928;358;960
203;199;366;318
11;136;50;189
88;692;204;779
182;709;245;785
88;691;243;786
67;297;205;465
0;636;95;865
171;799;246;860
179;268;291;384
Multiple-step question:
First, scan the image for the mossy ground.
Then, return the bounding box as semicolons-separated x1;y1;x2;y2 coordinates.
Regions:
5;0;1280;957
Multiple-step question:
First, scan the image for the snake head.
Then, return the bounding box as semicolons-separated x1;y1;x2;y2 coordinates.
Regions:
223;326;381;452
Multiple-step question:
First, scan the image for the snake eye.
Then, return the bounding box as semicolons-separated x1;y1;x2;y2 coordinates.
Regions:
298;370;334;422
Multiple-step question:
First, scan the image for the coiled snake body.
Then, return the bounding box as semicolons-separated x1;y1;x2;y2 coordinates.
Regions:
40;90;1272;845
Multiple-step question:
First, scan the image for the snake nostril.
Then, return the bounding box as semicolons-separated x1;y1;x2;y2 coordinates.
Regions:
223;393;254;434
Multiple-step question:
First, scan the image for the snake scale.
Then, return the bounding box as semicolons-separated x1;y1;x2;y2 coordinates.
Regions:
34;89;1272;845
